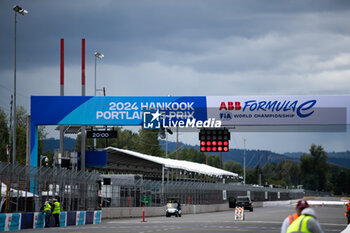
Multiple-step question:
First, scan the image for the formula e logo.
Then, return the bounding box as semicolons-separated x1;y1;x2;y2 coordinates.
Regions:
220;111;232;121
143;110;161;129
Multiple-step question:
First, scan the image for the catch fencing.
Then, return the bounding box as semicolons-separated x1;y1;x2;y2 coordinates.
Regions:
0;162;100;213
0;162;304;213
100;174;304;208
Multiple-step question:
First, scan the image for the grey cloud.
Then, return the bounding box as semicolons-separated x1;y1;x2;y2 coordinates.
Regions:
2;0;350;71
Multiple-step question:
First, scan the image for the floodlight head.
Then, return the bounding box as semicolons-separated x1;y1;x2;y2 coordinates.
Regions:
20;10;28;15
13;5;21;12
166;128;173;135
13;5;28;15
94;52;104;59
159;127;166;139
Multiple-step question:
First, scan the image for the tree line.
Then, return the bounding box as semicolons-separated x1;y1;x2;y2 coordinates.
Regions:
0;107;46;164
240;144;350;195
0;107;349;195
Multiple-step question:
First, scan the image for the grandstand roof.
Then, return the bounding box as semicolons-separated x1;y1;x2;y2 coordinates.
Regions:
106;147;238;177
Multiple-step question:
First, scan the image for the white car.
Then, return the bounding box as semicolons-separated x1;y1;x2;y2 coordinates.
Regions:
166;203;182;217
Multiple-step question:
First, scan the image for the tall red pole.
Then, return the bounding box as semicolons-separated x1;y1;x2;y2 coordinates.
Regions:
59;39;64;165
81;38;85;96
81;38;86;171
60;39;64;92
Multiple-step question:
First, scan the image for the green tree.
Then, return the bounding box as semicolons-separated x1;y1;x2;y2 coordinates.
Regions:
254;160;301;187
172;147;190;160
300;144;328;191
276;160;300;187
0;108;9;162
328;164;350;195
135;129;162;157
180;147;193;161
246;167;257;184
193;149;206;164
262;162;278;182
15;106;28;164
170;147;206;164
207;155;220;168
38;126;47;156
109;128;139;150
0;106;47;165
245;165;264;185
333;171;347;195
223;160;243;176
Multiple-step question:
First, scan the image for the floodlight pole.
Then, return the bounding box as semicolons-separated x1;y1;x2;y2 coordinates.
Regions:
243;138;246;184
162;128;171;205
12;6;28;164
94;55;97;96
94;54;97;150
166;133;168;159
94;52;104;96
13;10;17;164
162;133;168;205
176;127;179;160
93;52;103;150
8;95;13;163
161;165;164;204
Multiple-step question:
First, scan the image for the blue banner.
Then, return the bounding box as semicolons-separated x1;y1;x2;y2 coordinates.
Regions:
67;211;76;226
76;211;86;226
85;151;107;168
30;96;207;168
7;213;21;231
31;96;207;126
85;212;94;224
93;211;101;224
0;210;102;231
0;214;5;231
21;213;33;229
59;212;67;227
33;212;44;229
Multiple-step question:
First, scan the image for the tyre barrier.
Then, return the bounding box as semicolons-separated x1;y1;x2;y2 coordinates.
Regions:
0;210;102;231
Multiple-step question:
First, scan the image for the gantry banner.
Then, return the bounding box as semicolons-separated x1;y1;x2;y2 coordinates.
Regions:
29;95;349;168
31;95;347;127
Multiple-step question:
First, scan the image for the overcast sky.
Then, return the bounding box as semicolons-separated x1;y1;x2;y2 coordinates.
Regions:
1;0;350;154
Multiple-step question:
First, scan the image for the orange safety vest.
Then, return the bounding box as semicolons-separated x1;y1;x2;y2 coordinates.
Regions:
346;204;350;216
288;213;299;224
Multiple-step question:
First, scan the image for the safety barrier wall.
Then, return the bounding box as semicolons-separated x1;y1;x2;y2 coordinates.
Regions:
0;210;101;231
102;203;240;219
100;200;292;219
102;178;304;208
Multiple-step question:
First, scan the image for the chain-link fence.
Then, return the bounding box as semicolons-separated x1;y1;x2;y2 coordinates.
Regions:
0;162;100;213
100;174;304;207
0;162;304;213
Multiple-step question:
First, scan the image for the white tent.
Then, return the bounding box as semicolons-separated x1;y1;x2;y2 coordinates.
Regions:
0;182;37;197
106;147;238;178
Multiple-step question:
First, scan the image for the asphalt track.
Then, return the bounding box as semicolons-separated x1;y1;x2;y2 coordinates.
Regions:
22;205;348;233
